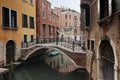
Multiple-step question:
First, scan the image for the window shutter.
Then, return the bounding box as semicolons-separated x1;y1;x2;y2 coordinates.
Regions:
108;0;112;16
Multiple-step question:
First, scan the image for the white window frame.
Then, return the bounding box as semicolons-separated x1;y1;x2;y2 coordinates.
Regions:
42;11;46;18
42;1;45;7
2;6;18;29
90;39;95;51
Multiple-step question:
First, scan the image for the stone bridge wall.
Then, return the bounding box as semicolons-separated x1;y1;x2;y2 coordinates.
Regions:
53;46;86;67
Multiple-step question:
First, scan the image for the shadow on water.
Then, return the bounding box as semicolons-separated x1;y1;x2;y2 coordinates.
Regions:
12;54;89;80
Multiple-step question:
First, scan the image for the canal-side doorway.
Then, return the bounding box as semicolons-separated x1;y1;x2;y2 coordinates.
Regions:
99;39;114;80
6;40;15;64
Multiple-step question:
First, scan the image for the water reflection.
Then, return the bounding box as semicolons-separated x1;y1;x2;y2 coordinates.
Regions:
45;49;77;73
11;51;88;80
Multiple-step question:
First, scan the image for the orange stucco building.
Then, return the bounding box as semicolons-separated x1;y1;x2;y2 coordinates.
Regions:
0;0;36;65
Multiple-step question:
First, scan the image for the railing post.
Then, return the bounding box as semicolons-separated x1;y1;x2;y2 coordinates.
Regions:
26;42;28;48
68;37;69;43
56;37;58;45
72;41;75;51
21;41;23;48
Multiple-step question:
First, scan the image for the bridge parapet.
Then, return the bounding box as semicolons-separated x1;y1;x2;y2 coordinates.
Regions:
21;37;84;52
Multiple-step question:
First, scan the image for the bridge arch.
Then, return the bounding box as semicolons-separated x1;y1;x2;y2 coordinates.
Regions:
23;47;49;60
23;46;79;68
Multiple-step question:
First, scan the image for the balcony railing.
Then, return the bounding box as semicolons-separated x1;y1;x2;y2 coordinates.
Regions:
21;39;36;48
81;0;90;5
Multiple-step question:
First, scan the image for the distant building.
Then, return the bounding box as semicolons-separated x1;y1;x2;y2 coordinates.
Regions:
36;0;59;39
0;0;36;65
53;7;80;41
81;0;120;80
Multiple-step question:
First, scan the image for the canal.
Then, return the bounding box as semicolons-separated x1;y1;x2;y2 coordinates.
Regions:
1;49;88;80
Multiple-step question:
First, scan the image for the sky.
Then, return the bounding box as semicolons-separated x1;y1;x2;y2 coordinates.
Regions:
47;0;80;12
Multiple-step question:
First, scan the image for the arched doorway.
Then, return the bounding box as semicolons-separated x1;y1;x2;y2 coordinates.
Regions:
99;39;114;80
6;40;15;64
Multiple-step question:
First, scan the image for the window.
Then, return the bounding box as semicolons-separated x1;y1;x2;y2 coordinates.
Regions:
87;40;90;50
52;16;54;21
42;24;46;35
24;35;27;43
11;10;17;28
112;0;116;13
31;35;34;42
49;26;51;35
74;29;77;34
85;6;90;26
69;22;71;26
74;21;77;26
2;7;17;29
2;7;9;27
42;1;45;7
30;16;34;29
22;14;28;28
48;14;51;20
56;17;59;23
99;0;109;20
87;39;95;51
91;40;95;51
48;5;51;10
99;0;116;20
53;26;54;34
74;16;77;20
69;15;71;20
65;14;67;19
30;0;33;4
65;22;67;26
42;12;46;18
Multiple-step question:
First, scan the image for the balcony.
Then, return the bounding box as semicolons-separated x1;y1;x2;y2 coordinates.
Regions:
81;0;90;8
85;26;91;31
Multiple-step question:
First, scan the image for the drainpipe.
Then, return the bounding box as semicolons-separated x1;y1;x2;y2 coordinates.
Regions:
118;16;120;38
89;50;96;80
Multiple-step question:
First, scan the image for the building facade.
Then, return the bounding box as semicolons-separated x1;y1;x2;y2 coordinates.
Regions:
36;0;59;39
81;0;120;80
53;7;80;41
0;0;36;65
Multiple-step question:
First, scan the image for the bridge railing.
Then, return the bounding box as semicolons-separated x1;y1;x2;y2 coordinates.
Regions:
21;37;84;51
21;39;36;48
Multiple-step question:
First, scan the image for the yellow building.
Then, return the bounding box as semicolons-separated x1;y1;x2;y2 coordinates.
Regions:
0;0;36;65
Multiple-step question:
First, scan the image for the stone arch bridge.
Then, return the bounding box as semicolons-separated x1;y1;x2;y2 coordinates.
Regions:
21;38;86;68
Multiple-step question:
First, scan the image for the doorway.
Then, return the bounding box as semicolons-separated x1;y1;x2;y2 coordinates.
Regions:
6;40;15;64
99;40;114;80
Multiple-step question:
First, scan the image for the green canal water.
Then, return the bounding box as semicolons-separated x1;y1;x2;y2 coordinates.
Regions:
0;53;89;80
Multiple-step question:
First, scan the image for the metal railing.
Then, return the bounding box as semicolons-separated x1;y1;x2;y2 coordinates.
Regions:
21;37;83;51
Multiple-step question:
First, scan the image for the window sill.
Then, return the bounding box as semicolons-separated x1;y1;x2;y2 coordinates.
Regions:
30;3;34;6
30;28;35;29
113;10;120;16
85;26;91;31
23;27;28;28
23;0;28;3
98;16;111;25
2;26;18;30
